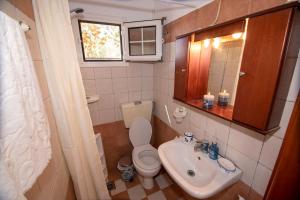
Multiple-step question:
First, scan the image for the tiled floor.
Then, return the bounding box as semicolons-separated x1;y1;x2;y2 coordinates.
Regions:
110;173;184;200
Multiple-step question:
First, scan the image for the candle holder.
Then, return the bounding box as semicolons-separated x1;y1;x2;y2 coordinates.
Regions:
203;92;215;109
218;90;229;107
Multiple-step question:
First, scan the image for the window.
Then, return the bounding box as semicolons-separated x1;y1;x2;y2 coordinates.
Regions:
78;20;122;61
128;26;156;56
123;19;162;61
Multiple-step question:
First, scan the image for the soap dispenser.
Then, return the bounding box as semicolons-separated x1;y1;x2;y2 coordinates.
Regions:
209;142;219;160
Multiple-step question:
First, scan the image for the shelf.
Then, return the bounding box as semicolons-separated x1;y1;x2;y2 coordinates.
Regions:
184;99;234;121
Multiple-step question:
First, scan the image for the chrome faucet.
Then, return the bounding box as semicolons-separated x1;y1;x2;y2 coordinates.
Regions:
194;140;209;153
194;141;202;152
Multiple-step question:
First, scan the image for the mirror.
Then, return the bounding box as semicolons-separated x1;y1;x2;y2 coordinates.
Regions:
173;20;246;121
207;35;244;105
196;33;244;105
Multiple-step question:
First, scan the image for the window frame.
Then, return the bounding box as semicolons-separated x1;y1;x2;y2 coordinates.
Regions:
78;19;123;62
128;25;157;56
123;19;163;62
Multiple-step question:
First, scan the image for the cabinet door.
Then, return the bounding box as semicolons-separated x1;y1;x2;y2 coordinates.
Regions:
233;9;292;130
174;36;190;101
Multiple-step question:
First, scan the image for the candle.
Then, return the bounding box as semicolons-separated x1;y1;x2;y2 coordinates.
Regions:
203;92;215;109
218;90;230;106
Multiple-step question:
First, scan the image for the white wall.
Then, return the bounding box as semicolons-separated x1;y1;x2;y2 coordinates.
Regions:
153;0;213;24
80;64;154;125
69;1;155;125
69;1;154;22
153;42;299;197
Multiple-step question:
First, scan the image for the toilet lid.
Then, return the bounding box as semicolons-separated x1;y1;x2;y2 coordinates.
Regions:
129;117;152;147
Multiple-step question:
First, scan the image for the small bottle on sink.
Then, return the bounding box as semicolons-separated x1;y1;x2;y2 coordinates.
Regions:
209;142;219;160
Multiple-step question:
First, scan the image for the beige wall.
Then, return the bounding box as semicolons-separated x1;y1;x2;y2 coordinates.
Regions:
1;1;76;199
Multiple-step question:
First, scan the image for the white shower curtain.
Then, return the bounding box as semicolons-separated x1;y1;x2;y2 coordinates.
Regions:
32;0;110;199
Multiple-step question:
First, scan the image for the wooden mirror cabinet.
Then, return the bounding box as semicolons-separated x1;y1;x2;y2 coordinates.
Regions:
173;4;300;134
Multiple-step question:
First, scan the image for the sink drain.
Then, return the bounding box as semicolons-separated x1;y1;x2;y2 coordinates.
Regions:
187;170;195;177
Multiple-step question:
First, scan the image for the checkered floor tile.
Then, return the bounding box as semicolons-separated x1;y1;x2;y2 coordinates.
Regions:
110;173;184;200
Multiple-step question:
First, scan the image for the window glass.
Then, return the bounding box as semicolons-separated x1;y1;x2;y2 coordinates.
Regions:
79;20;122;61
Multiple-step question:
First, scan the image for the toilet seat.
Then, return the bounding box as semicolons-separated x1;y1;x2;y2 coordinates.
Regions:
133;144;161;171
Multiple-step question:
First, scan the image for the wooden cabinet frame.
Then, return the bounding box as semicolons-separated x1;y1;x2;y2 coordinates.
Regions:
173;2;300;134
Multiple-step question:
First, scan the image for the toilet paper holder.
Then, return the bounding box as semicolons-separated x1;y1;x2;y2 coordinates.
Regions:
173;107;187;123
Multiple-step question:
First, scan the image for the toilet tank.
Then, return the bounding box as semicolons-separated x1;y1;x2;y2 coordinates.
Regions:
121;100;153;128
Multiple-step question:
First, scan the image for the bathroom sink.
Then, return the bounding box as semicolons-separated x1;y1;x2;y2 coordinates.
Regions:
158;138;242;199
86;95;99;104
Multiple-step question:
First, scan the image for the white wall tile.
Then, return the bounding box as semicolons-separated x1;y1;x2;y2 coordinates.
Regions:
142;64;153;77
274;119;288;139
112;78;128;92
99;94;115;110
259;135;282;169
280;101;295;124
163;43;171;62
99;109;115;124
189;109;207;135
94;67;111;79
127;63;142;77
89;109;100;125
142;77;153;90
95;79;113;94
88;101;99;111
129;91;142;101
169;42;176;62
172;118;189;135
226;146;258;186
160;78;169;95
160;64;169;79
168;63;175;80
205;116;230;143
115;107;123;121
83;80;96;95
80;67;94;80
114;92;129;107
287;58;299;102
128;77;142;92
189;124;205;140
154;64;160;78
142;91;154;100
252;164;272;196
168;79;174;97
112;67;127;78
154;77;161;91
228;124;264;161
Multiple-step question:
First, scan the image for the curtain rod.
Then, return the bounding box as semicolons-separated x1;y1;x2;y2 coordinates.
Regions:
123;17;167;25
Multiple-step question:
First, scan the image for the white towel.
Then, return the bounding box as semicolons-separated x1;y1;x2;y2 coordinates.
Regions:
0;11;51;200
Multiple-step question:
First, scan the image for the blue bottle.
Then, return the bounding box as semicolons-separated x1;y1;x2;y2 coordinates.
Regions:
209;143;219;160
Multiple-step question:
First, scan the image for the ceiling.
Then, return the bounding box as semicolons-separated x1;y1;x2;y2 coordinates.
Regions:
69;0;213;13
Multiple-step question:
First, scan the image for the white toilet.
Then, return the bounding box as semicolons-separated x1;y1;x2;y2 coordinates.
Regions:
121;101;161;189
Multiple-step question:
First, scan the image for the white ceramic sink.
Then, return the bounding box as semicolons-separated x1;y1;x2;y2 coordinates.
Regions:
158;137;242;199
86;95;99;104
